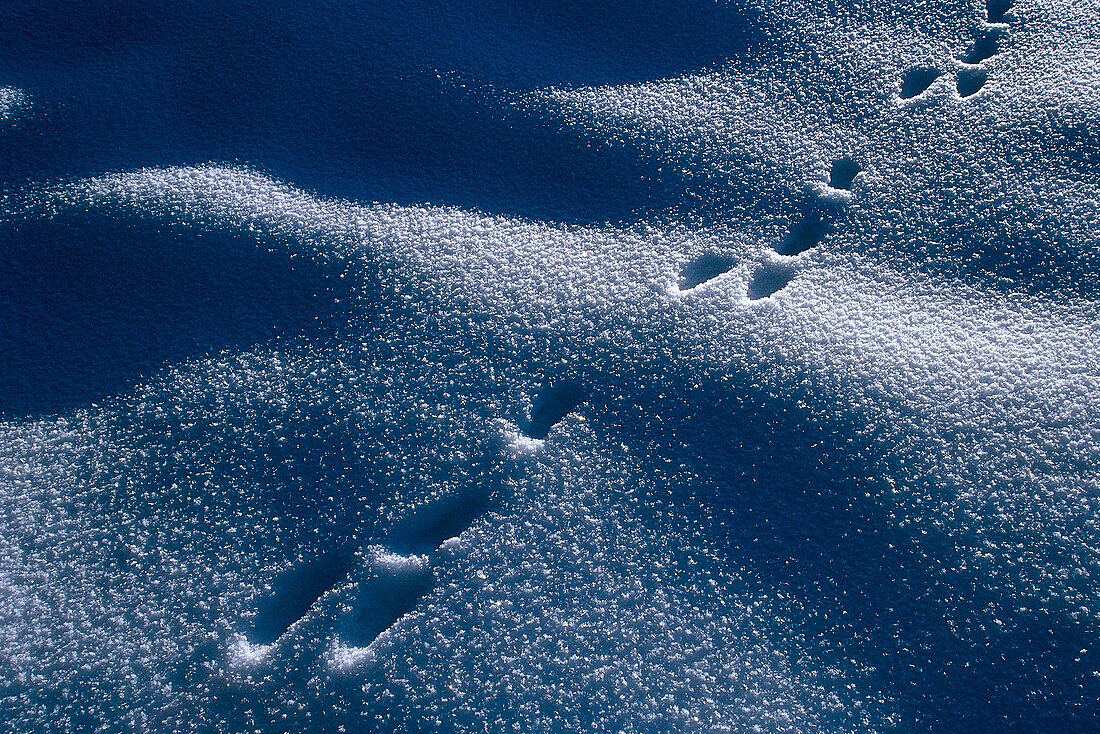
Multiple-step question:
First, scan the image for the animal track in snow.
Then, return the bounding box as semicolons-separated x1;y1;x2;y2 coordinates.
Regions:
960;29;1001;65
986;0;1014;24
899;68;940;99
251;547;356;645
388;486;493;553
768;176;848;293
953;6;1012;97
338;547;437;648
828;157;861;190
339;487;495;649
248;479;499;653
747;263;796;300
523;379;586;439
775;210;830;256
957;67;988;98
678;253;736;290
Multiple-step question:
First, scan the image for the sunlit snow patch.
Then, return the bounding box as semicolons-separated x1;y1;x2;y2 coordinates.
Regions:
366;544;430;575
327;636;385;673
227;634;275;670
0;87;30;121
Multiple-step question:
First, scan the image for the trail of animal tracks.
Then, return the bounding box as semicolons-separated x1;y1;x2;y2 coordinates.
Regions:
2;1;1100;732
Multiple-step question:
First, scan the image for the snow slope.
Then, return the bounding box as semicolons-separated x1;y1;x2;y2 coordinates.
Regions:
1;1;1099;732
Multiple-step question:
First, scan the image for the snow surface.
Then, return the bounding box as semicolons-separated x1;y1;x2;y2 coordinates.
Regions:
1;1;1099;732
